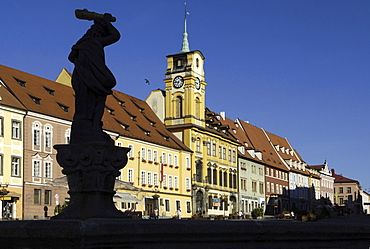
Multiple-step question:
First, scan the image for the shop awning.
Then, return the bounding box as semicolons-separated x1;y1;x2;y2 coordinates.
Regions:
113;192;142;204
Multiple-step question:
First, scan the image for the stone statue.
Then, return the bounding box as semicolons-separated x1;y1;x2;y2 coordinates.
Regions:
68;9;120;144
53;10;130;220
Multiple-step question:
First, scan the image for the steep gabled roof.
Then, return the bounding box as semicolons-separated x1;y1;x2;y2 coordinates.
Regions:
236;119;289;171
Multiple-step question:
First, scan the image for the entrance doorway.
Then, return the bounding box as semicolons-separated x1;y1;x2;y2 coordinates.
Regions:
196;190;203;215
145;198;155;216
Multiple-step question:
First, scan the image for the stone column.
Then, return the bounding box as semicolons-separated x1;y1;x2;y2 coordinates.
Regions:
52;142;130;220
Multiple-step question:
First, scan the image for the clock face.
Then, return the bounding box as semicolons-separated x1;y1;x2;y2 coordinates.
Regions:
173;76;184;88
195;78;201;90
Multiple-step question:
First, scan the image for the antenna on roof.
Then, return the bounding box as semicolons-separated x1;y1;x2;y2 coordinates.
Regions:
180;2;190;53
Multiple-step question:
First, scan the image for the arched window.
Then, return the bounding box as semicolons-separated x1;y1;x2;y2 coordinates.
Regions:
196;160;203;182
175;96;183;118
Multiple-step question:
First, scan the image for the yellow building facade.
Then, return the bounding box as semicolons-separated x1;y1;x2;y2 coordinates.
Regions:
0;87;26;219
115;137;192;218
158;49;240;217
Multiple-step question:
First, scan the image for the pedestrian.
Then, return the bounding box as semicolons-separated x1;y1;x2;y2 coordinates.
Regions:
154;208;159;219
176;207;182;220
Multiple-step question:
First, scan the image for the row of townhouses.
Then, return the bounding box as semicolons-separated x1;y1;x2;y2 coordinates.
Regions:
0;41;368;220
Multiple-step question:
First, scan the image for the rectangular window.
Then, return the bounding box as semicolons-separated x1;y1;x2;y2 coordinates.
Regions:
252;181;257;192
11;157;21;177
34;189;41;205
207;142;211;155
128;168;134;183
168;175;173;188
174;176;178;189
339;197;344;204
141;147;146;160
186;157;190;169
147;172;152;186
186;201;191;213
33;129;41;147
212;143;216;157
153;173;158;186
162;152;166;164
267;182;270;192
147;148;152;161
227;148;230;161
11;120;21;139
44;190;52;205
0;117;3;137
271;183;275;193
174;155;178;166
33;160;41;177
218;146;222;159
0;154;3;176
128;144;134;158
260;182;264;194
232;150;236;163
153;150;158;163
163;174;167;187
44;162;52;178
165;199;170;212
45;131;52;148
339;187;343;193
176;200;181;211
347;187;351;193
141;171;146;185
185;177;190;190
168;153;172;166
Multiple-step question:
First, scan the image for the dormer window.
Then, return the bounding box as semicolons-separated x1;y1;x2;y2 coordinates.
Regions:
131;100;145;113
29;95;41;105
125;110;137;122
105;106;115;115
157;130;170;141
115;119;130;131
137;125;150;137
113;95;125;107
145;116;156;127
57;103;69;112
14;77;26;87
43;87;55;96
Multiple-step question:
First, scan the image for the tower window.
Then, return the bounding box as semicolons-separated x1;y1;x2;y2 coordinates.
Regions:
175;96;183;118
195;97;200;119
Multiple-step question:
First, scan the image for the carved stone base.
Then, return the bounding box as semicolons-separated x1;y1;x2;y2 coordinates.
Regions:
52;141;131;220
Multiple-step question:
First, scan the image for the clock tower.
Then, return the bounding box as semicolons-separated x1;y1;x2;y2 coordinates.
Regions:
164;10;206;128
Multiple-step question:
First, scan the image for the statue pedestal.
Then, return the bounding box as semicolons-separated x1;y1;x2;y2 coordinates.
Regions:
52;142;131;220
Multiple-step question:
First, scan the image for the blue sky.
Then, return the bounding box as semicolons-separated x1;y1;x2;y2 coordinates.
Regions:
2;1;370;190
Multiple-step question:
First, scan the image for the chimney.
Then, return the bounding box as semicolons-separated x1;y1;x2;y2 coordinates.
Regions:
220;111;225;120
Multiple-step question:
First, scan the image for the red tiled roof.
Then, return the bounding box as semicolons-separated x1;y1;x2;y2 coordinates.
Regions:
0;64;191;152
332;171;359;184
236;119;289;171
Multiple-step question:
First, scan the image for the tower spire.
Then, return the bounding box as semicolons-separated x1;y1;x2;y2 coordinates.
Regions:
180;2;190;53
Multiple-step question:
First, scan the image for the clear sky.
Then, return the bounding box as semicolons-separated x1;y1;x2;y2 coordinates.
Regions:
2;1;370;190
